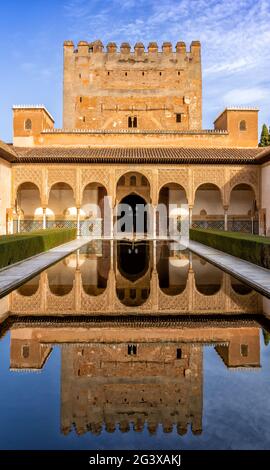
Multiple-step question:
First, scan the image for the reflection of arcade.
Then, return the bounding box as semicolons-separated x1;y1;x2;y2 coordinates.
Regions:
116;241;152;306
9;240;262;315
7;319;262;436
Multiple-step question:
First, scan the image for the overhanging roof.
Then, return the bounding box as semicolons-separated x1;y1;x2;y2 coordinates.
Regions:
12;146;266;164
0;140;17;162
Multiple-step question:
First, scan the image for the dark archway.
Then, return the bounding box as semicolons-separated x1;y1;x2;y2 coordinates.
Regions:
117;241;150;282
118;194;148;235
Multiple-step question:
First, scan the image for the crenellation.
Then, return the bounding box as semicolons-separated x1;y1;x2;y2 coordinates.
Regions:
162;41;173;54
107;42;117;54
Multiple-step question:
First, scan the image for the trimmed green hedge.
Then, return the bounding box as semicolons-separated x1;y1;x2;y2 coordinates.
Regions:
0;228;76;269
190;228;270;269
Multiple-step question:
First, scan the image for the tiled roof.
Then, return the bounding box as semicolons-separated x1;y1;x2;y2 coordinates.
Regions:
0;140;18;162
13;146;263;164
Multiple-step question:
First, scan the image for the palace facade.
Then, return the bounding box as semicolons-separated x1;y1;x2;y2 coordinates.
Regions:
0;39;270;236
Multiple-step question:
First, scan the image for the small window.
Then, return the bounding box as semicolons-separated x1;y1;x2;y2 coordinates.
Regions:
25;119;32;130
142;71;145;76
160;72;162;76
89;46;93;53
79;96;82;103
22;345;30;359
128;344;137;356
176;348;182;359
130;175;136;186
239;120;247;131
108;71;110;76
125;72;127;76
79;73;81;79
241;344;248;357
83;116;86;123
128;116;138;128
178;71;180;76
176;113;181;123
141;176;148;186
130;289;136;299
141;288;148;299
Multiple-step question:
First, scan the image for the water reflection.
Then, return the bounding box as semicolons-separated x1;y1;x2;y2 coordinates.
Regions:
1;240;270;448
5;318;265;437
8;240;262;315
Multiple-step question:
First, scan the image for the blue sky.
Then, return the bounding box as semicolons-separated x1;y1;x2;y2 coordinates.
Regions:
0;0;269;142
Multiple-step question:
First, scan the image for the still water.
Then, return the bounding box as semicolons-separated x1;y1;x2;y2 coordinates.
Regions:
0;240;270;450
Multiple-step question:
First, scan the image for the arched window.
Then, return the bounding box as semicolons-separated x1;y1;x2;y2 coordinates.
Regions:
130;175;136;186
239;120;247;131
128;116;138;128
141;176;148;186
25;119;32;130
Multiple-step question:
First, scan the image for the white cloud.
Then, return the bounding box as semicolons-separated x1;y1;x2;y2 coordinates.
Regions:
223;87;270;106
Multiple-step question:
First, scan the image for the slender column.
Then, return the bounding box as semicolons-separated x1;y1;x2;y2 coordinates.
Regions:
152;205;157;240
251;216;254;235
111;204;115;239
224;205;228;231
189;206;193;229
17;212;21;233
76;207;80;238
42;207;47;230
153;239;157;267
110;239;114;270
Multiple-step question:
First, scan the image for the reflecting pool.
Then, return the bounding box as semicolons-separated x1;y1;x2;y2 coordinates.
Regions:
0;240;270;449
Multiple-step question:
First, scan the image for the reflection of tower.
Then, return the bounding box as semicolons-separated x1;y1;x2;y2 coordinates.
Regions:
61;342;203;436
215;328;260;368
10;338;52;372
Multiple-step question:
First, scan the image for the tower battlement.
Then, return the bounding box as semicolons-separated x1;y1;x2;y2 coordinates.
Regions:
64;40;201;59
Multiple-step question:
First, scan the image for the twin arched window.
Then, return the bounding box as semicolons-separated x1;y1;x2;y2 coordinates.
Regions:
25;119;32;130
128;116;137;128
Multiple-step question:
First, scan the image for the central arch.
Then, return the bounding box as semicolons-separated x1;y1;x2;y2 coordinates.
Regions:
117;193;149;235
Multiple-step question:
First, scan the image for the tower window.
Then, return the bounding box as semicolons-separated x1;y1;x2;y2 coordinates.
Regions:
160;72;162;76
240;344;249;357
176;113;182;123
22;345;30;359
176;348;182;359
83;116;86;122
142;71;145;76
239;120;247;131
178;71;180;76
128;116;138;128
128;344;137;356
108;71;110;76
25;119;32;130
125;72;127;76
79;96;82;103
